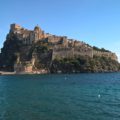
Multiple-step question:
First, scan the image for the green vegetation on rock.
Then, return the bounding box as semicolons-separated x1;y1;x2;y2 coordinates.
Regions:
51;56;120;73
93;46;110;52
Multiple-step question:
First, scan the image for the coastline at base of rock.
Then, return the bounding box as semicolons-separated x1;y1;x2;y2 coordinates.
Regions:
0;69;49;75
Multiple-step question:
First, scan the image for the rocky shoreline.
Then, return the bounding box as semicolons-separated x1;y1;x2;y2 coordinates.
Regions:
0;71;16;75
0;70;119;75
0;69;49;75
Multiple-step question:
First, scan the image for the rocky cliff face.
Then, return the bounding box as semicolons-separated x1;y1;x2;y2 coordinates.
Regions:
0;23;119;73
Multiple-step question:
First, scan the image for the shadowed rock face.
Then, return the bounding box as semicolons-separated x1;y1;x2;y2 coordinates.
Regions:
0;23;119;73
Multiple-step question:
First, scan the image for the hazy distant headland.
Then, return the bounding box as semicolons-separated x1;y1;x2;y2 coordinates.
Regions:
0;23;119;74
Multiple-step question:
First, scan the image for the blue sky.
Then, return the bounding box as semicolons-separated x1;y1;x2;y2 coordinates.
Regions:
0;0;120;61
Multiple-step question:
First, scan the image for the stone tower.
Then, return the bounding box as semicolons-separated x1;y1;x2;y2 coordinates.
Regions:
34;25;41;42
10;24;22;33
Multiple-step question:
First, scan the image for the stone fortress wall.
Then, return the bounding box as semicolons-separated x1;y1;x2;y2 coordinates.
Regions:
9;23;118;62
52;44;93;60
93;50;118;61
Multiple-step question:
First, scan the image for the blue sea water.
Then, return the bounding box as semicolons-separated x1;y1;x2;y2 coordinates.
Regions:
0;73;120;120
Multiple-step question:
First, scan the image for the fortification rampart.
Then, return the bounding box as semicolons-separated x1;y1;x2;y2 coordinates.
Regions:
52;46;93;60
8;23;118;62
93;50;118;61
52;47;74;59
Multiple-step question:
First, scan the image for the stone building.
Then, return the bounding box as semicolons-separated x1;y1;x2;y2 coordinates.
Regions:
10;24;22;33
10;24;45;45
74;40;83;47
9;23;118;63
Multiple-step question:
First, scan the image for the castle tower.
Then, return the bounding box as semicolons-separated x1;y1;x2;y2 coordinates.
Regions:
34;25;43;42
34;25;41;33
10;23;22;33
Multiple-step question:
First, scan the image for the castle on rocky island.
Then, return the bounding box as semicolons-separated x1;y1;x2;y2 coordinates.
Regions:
9;23;117;60
1;23;118;74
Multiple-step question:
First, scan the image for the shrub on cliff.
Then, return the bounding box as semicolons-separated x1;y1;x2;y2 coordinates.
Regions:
51;56;120;73
93;46;110;52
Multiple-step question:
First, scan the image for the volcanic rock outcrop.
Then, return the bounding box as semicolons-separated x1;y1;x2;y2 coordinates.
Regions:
0;24;119;73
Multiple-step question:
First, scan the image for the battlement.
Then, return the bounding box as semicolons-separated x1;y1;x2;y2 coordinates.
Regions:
10;24;22;31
